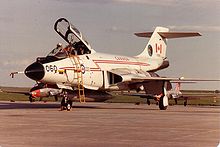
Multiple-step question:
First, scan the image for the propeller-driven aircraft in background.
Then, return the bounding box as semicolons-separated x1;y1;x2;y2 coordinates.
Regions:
11;18;219;110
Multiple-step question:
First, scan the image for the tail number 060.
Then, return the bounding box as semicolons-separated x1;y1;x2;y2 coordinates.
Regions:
45;65;57;73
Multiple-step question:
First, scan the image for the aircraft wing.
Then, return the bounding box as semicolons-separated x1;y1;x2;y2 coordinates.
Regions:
118;90;219;97
115;90;219;107
131;77;220;82
1;87;30;95
3;91;30;95
109;68;220;85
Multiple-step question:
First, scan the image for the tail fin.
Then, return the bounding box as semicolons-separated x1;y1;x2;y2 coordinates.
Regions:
136;27;169;59
135;27;201;59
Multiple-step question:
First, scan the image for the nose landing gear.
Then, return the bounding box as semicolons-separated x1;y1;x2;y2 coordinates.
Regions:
60;93;73;111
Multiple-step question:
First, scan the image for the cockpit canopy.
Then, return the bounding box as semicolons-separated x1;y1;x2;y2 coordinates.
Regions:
54;18;95;55
37;18;94;64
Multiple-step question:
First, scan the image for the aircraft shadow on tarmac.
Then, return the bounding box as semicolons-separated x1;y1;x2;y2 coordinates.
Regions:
0;102;103;110
0;102;61;109
0;102;158;111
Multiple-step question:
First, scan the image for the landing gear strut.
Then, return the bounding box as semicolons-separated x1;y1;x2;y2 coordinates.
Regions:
61;93;73;111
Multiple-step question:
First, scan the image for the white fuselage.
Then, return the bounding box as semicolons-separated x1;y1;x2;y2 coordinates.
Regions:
40;52;163;90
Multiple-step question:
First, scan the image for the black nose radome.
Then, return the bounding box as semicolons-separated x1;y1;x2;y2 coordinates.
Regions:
25;62;45;81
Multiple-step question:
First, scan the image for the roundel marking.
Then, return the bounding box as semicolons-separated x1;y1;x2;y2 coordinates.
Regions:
148;44;153;56
81;64;85;74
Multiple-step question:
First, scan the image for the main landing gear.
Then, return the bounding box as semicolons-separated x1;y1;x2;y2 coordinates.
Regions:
60;92;73;111
159;95;168;110
156;82;169;110
153;94;168;110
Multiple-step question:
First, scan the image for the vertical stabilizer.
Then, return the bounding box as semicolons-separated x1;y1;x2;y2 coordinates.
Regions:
136;27;169;59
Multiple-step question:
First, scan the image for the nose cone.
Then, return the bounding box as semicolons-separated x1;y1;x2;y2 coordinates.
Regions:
25;62;45;81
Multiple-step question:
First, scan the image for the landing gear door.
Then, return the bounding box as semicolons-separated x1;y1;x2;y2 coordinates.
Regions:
54;18;94;53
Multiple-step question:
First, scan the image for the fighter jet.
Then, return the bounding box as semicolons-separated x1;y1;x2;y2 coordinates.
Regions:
11;18;219;110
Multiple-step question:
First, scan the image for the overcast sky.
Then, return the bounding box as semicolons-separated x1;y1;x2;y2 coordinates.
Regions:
0;0;219;90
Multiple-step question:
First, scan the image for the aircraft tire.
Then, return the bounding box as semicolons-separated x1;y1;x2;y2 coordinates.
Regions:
66;100;72;111
159;96;168;110
67;104;71;111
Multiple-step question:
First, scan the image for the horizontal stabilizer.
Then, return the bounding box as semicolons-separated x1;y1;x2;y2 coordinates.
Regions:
134;32;153;38
135;32;201;39
158;32;202;38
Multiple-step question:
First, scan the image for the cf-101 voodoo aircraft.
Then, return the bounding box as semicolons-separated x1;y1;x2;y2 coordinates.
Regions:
11;18;219;110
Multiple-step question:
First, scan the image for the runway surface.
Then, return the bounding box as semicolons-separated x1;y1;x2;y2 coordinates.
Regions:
0;101;219;147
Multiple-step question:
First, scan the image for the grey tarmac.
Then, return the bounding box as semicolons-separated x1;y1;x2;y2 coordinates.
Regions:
0;101;219;147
